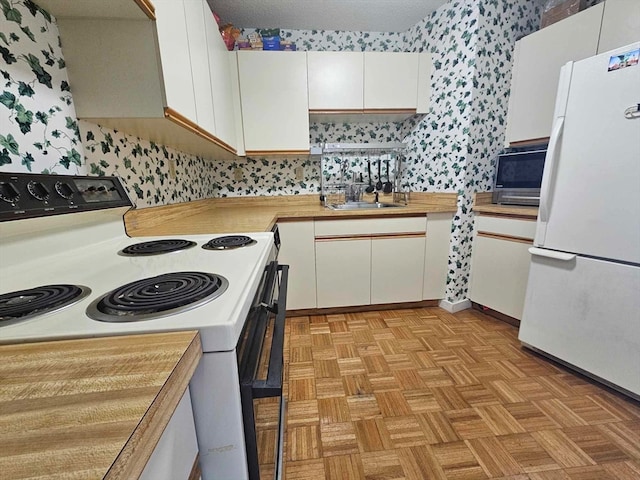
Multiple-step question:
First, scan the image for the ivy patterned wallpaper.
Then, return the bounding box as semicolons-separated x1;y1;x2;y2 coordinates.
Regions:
396;0;546;301
1;0;606;302
0;0;84;174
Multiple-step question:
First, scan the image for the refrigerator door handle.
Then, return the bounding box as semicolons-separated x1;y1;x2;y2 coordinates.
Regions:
539;116;565;226
623;104;640;120
529;247;576;261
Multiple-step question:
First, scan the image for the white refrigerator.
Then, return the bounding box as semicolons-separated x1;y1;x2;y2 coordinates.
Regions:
519;42;640;400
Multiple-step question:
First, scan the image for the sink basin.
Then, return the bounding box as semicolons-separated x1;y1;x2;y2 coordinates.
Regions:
327;202;405;210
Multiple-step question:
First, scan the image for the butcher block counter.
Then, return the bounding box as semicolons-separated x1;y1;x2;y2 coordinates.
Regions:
124;192;458;236
0;331;202;480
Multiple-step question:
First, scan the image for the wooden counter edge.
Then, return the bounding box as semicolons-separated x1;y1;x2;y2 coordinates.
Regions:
105;331;203;480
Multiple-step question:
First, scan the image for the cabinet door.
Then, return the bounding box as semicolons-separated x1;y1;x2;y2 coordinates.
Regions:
468;234;533;320
504;3;604;145
203;3;238;150
307;52;364;111
364;52;419;110
598;0;640;53
277;221;317;310
371;236;425;304
139;389;198;480
315;239;371;308
423;213;452;300
153;0;198;123
184;0;216;135
237;51;310;153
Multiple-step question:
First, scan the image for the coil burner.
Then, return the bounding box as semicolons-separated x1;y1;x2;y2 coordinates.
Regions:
120;239;197;256
202;235;256;251
86;271;228;322
0;284;91;325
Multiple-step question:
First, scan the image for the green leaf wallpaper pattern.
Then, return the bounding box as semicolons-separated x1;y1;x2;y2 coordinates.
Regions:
0;0;83;174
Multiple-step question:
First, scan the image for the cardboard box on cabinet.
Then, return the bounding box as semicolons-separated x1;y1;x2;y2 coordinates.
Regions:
540;0;586;28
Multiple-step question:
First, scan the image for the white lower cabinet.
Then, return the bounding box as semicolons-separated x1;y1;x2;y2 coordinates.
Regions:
423;213;452;300
468;215;536;320
314;216;443;308
279;215;452;310
371;236;425;304
140;388;199;480
316;238;371;308
277;221;317;310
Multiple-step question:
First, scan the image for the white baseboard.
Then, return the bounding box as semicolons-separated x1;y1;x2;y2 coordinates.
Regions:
438;298;472;313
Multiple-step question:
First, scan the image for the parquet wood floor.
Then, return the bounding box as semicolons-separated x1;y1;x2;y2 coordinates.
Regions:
258;307;640;480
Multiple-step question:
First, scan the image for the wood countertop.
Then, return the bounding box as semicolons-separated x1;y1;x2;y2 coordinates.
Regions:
0;331;202;480
124;192;458;236
473;192;539;219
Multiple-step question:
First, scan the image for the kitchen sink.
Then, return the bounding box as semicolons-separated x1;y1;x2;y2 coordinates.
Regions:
327;202;405;210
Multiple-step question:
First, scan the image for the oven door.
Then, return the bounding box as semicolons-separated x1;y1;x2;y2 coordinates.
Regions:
237;261;289;480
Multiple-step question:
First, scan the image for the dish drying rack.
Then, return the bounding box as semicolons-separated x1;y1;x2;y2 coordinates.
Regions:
319;142;408;206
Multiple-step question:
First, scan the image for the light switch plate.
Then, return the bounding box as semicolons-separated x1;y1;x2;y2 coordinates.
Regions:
168;159;176;179
234;168;244;182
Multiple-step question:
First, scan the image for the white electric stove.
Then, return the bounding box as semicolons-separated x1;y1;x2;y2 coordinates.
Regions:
0;172;287;480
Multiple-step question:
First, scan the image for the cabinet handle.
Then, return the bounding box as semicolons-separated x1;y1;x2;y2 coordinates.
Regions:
529;247;575;261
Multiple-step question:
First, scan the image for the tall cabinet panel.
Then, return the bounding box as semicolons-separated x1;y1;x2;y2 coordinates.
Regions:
183;0;216;135
277;221;317;310
203;2;238;150
504;3;604;145
237;51;310;154
153;0;197;124
598;0;640;53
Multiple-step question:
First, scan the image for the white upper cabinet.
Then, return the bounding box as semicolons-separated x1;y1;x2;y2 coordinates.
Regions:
237;51;310;154
306;51;430;121
505;3;604;145
597;0;640;53
307;52;364;111
154;0;198;124
46;0;238;159
202;1;238;150
364;52;419;110
183;0;216;135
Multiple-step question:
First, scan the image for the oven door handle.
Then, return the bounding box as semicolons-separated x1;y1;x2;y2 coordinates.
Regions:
252;264;289;399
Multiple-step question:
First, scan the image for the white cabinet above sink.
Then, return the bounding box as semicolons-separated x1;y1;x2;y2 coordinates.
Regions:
307;51;432;123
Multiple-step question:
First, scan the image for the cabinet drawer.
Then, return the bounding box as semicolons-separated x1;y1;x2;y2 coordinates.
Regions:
315;216;426;237
475;215;536;240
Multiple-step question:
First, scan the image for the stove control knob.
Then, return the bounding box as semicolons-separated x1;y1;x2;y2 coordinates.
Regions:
27;181;50;201
55;181;74;199
0;182;20;203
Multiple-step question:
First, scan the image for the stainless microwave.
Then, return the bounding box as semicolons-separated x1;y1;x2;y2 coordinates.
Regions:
492;147;547;206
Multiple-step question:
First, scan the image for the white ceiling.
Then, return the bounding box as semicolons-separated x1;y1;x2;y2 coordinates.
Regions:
206;0;448;33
